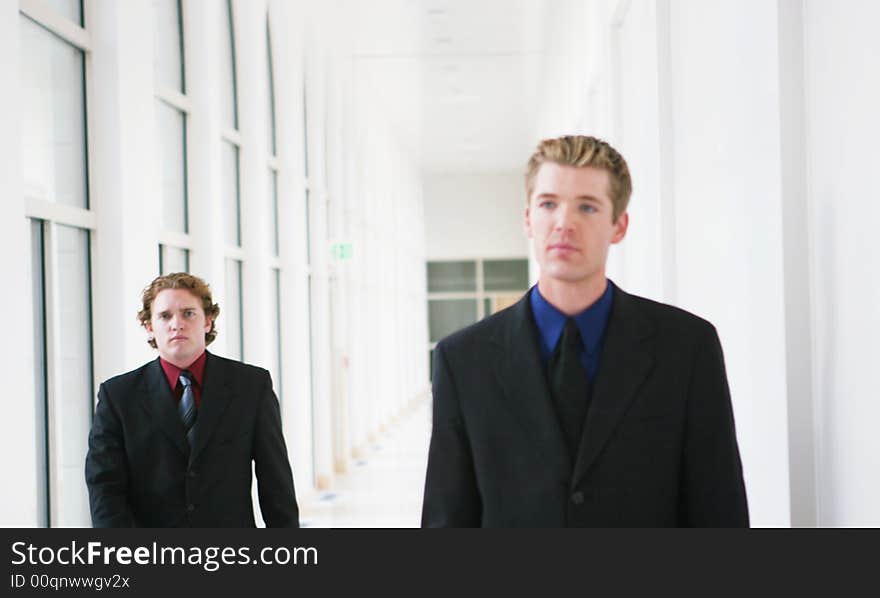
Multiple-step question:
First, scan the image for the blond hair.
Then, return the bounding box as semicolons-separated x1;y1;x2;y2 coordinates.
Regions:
525;135;632;222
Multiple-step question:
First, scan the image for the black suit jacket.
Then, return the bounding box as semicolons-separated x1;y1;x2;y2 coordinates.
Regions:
85;352;299;527
421;284;749;527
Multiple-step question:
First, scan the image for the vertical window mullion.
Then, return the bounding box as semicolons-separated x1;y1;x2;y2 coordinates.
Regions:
30;219;51;528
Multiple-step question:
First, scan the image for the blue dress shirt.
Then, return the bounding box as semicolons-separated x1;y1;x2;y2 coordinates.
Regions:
529;280;614;384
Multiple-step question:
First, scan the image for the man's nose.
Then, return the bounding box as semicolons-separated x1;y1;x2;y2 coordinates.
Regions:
554;203;575;230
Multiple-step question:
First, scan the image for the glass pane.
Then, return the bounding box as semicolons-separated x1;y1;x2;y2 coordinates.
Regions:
266;19;277;155
269;169;279;257
306;273;316;480
152;0;184;92
156;100;187;232
219;0;238;129
222;141;241;246
304;189;311;263
20;16;88;209
31;220;50;527
43;0;83;26
484;259;529;291
428;299;478;343
484;298;491;317
270;268;282;402
159;244;189;274
303;82;309;176
52;225;93;526
427;261;476;293
224;258;243;360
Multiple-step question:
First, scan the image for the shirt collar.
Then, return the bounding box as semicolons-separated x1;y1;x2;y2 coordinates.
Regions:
159;350;207;391
530;280;614;357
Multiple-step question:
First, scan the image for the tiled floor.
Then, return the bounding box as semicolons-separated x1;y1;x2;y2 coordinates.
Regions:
299;400;432;528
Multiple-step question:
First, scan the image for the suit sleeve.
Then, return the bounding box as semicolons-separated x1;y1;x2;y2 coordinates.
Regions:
253;371;300;528
682;325;750;527
84;383;135;528
421;341;481;527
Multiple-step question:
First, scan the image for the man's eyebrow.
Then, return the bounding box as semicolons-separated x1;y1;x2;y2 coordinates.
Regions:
535;192;603;202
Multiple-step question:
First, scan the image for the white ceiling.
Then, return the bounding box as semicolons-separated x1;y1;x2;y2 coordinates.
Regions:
348;0;548;175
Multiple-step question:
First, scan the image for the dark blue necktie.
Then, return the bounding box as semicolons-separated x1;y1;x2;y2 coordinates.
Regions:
178;371;197;447
549;318;590;461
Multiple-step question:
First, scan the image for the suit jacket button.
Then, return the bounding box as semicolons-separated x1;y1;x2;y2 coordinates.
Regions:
571;491;585;505
187;504;196;512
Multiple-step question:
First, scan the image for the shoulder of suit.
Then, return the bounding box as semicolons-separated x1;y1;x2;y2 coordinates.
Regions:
99;359;156;393
619;289;718;338
206;352;272;379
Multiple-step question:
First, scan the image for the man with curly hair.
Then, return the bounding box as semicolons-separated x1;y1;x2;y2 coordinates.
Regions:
85;272;299;527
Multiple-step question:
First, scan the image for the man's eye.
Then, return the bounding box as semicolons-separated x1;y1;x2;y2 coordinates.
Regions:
159;314;170;320
580;204;597;213
539;200;555;209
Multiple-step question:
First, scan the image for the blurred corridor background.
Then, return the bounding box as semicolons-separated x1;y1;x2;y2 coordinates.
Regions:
1;0;878;527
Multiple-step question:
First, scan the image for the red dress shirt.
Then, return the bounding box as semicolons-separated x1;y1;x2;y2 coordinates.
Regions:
159;351;207;408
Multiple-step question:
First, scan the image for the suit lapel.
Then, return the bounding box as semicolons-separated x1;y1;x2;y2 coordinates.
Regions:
140;358;189;457
491;294;571;475
572;286;655;488
189;352;235;465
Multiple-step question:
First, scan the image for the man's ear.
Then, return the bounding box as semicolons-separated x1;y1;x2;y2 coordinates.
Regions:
204;317;212;334
611;211;629;244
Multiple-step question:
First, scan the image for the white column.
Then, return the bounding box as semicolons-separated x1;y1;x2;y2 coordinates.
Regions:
88;0;159;383
666;0;791;526
234;0;273;371
803;0;880;526
0;1;38;526
272;0;315;497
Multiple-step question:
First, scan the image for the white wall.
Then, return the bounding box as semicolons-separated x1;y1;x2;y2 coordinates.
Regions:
533;0;880;527
0;0;39;527
665;0;792;527
804;0;880;526
424;173;529;261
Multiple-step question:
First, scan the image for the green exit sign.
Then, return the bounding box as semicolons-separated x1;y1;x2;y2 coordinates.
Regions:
331;242;353;261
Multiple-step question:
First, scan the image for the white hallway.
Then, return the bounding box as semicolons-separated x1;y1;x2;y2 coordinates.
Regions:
1;0;879;527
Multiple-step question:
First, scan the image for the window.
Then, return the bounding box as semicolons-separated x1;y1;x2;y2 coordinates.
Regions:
21;0;94;526
266;15;282;402
224;258;244;360
303;66;317;483
426;258;529;378
221;0;242;249
153;0;191;272
221;0;245;359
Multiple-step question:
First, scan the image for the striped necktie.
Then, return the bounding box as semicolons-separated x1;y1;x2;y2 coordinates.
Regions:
178;371;197;447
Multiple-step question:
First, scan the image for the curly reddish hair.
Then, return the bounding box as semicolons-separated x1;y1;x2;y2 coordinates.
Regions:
137;272;221;348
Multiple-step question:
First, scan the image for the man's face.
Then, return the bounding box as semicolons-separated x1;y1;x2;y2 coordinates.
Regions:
525;162;628;288
145;289;211;368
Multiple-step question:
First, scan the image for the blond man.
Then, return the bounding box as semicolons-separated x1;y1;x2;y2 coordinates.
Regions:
421;136;748;527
